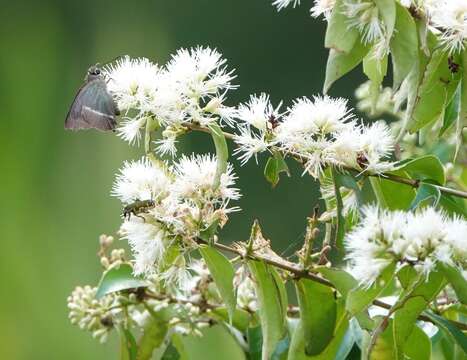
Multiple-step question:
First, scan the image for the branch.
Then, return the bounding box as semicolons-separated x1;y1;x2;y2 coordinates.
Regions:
195;238;467;331
185;123;467;199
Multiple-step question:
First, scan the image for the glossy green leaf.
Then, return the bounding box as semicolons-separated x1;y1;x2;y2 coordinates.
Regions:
363;50;388;114
440;264;467;305
404;325;431;360
395;155;446;185
119;326;137;360
137;312;169;360
393;297;429;359
410;183;441;210
423;311;467;355
288;303;349;360
440;81;462;136
247;326;263;360
324;0;359;53
346;263;396;316
439;193;467;217
264;151;290;188
199;245;236;321
296;279;337;356
248;261;288;360
324;40;369;93
316;267;357;298
272;336;290;360
96;263;149;299
331;167;345;249
209;122;228;188
210;307;251;333
409;49;461;132
390;4;418;90
369;171;416;210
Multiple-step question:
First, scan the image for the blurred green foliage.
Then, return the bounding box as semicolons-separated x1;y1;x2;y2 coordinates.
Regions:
0;0;363;358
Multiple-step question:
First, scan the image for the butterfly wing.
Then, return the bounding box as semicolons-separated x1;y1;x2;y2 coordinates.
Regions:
65;79;119;131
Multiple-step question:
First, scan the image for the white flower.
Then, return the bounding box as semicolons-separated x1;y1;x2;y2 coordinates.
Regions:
120;218;168;276
233;126;271;165
155;136;178;157
112;157;171;204
428;0;467;53
343;0;385;45
171;154;241;203
236;93;281;131
67;285;117;343
311;0;336;19
272;0;300;11
346;206;467;286
103;56;160;112
117;116;147;145
166;47;236;99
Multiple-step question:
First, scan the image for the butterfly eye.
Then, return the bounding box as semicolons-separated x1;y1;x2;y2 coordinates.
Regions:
94;68;101;75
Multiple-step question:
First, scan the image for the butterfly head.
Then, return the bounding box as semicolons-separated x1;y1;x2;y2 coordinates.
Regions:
86;64;103;82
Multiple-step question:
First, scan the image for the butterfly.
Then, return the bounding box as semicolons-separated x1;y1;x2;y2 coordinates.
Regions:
65;65;119;131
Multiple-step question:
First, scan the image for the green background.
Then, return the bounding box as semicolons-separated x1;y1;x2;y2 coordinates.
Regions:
0;1;363;358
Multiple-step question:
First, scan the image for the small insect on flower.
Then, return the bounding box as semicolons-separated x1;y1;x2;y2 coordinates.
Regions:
122;199;156;220
448;56;460;73
65;65;120;131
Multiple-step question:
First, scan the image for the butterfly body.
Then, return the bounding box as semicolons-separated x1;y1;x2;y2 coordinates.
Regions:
65;66;119;131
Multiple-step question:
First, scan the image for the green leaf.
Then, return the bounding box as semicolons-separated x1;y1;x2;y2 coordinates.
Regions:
96;263;149;299
390;4;419;90
409;49;461;132
264;151;290;188
389;271;445;359
288;302;350;360
161;343;180;360
119;326;137;360
393;297;429;359
137;312;169;360
346;263;396;316
395;155;446;185
199;245;236;321
439;193;467;217
363;50;388;114
210;307;251;333
248;261;288;360
198;218;220;242
209;122;228;189
295;279;337;356
410;183;441;210
440;264;467;305
272;336;290;360
331;167;345;249
324;0;359;53
369;171;416;210
374;0;396;41
324;40;370;93
404;325;431;360
316;267;357;298
423;311;467;355
247;326;263;360
440;81;462;136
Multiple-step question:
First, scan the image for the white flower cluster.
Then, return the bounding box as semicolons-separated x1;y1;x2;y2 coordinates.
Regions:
345;206;467;287
427;0;467;53
103;47;236;150
234;94;395;178
67;286;118;343
272;0;336;20
112;156;240;277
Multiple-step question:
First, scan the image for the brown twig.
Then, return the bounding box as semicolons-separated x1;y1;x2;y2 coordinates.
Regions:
196;238;467;331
